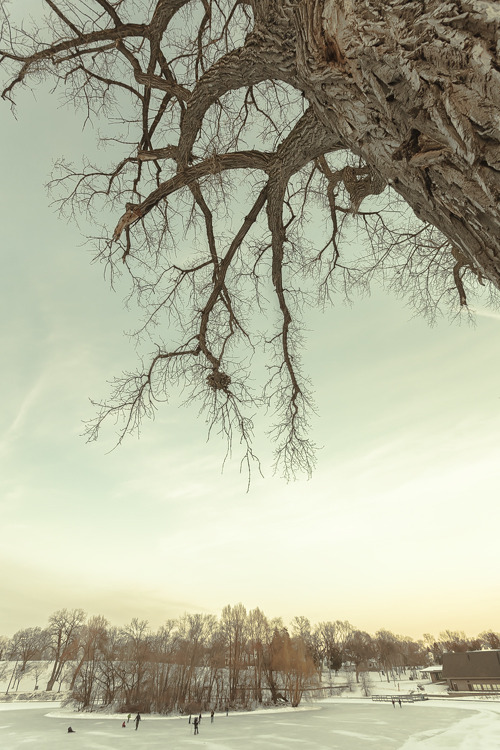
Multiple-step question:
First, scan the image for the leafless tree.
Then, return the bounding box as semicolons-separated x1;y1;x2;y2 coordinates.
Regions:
343;629;375;683
148;619;180;712
69;615;110;707
247;607;270;703
6;627;49;692
45;608;86;691
171;613;216;709
220;603;248;703
359;669;372;697
115;618;153;710
398;637;429;670
374;629;405;683
315;619;354;675
479;631;500;650
1;0;498;477
438;629;483;653
261;621;288;704
274;631;318;706
31;661;47;691
5;605;500;710
291;615;323;673
0;636;9;661
93;625;123;706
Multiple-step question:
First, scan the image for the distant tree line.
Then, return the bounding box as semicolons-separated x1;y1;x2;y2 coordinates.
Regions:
0;606;498;712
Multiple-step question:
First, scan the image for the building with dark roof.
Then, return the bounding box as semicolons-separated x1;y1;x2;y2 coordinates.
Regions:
442;650;500;694
419;665;443;683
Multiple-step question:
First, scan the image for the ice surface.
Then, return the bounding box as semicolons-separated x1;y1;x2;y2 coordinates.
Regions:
1;698;500;749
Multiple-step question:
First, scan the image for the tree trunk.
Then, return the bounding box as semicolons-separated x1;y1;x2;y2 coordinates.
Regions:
46;665;61;692
69;656;85;692
295;0;500;285
6;661;18;694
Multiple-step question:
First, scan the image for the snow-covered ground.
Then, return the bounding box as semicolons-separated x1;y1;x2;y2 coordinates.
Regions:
1;697;500;749
2;670;500;748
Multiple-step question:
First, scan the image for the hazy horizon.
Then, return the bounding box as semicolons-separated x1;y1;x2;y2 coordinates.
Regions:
1;592;498;643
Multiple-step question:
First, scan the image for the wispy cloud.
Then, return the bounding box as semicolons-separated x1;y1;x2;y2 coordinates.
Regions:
0;374;47;454
471;307;500;321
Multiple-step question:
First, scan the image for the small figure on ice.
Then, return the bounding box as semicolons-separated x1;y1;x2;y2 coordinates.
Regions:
67;726;75;733
193;716;199;735
135;713;141;730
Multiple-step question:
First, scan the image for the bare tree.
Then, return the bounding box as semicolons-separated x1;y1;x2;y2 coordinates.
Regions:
203;624;227;708
31;662;46;691
1;0;498;477
398;637;429;671
247;607;270;703
148;620;181;712
220;603;248;704
261;621;288;704
94;625;123;706
315;620;353;676
438;629;483;653
374;629;403;683
170;613;215;709
46;608;86;691
479;631;500;650
0;636;9;661
6;627;49;692
291;616;322;674
115;618;153;710
70;615;110;708
359;669;372;697
273;631;317;706
344;629;375;683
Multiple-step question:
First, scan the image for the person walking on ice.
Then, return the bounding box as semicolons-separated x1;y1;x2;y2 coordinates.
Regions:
135;713;141;730
193;716;199;735
211;709;214;723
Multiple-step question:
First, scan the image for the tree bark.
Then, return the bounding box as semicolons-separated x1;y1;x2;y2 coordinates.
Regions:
293;0;500;285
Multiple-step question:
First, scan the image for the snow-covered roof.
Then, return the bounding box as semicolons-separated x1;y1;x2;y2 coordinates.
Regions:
420;665;443;672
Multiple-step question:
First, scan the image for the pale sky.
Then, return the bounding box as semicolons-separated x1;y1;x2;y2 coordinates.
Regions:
1;24;500;641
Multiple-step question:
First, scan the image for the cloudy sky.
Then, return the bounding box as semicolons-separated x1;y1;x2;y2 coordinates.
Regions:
1;9;499;642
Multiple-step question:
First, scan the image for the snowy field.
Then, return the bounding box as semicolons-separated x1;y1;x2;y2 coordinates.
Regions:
1;699;500;749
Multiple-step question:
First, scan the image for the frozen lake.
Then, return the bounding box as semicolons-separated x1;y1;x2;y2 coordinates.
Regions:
1;699;500;749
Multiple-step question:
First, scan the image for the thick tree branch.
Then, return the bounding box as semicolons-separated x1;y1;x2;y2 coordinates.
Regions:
112;150;271;240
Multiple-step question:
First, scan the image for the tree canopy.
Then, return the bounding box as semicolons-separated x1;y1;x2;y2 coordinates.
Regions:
1;0;499;478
